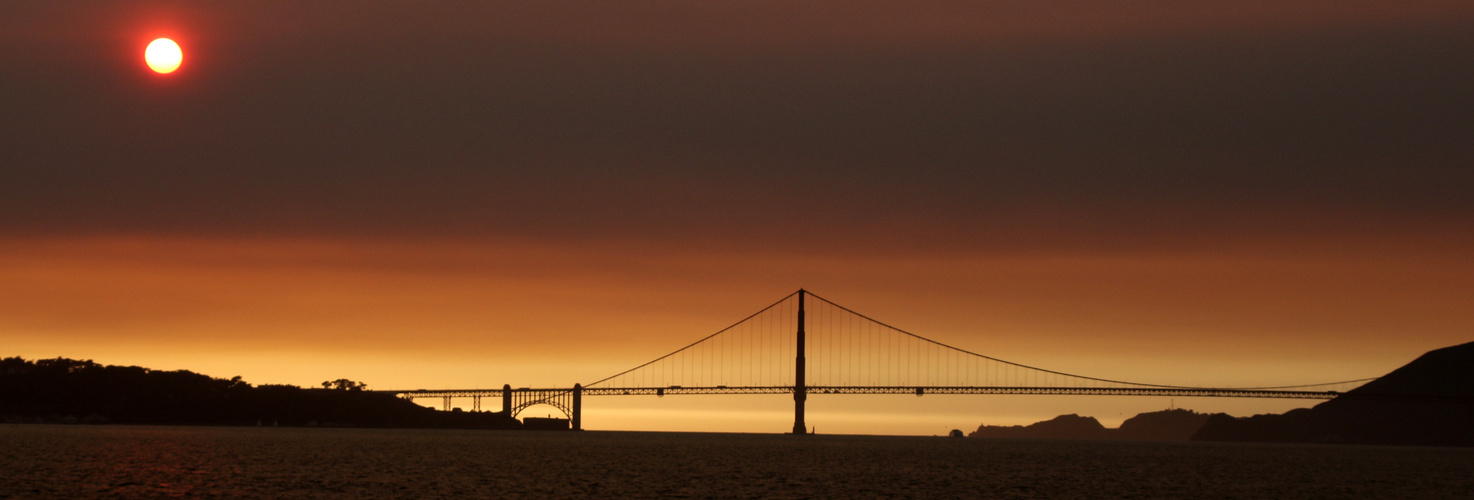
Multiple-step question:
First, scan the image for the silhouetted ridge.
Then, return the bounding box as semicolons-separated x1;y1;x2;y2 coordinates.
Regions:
0;357;520;429
970;409;1215;441
970;414;1108;440
1331;341;1474;400
1117;408;1215;441
1193;341;1474;446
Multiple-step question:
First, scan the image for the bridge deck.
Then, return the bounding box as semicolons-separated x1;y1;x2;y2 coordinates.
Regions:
389;385;1340;400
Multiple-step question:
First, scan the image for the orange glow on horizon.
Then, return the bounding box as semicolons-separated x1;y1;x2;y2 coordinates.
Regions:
1;233;1468;433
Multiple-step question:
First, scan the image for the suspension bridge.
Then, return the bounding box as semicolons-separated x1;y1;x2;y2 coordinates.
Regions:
391;290;1373;433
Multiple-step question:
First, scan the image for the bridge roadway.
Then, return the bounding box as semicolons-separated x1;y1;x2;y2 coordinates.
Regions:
387;385;1340;431
390;386;1340;399
589;385;1341;399
388;385;1339;413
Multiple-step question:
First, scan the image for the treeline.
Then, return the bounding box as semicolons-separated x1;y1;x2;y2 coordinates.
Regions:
0;357;519;429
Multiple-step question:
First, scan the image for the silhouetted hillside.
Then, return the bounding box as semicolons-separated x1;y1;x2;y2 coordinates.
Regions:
970;409;1215;441
0;357;520;429
1193;341;1474;446
1117;409;1216;440
970;414;1108;439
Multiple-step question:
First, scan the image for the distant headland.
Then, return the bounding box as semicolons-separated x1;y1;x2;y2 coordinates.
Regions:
971;408;1213;441
1193;341;1474;446
970;341;1474;447
0;357;521;429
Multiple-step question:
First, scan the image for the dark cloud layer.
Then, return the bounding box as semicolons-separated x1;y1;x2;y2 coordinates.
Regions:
3;1;1472;252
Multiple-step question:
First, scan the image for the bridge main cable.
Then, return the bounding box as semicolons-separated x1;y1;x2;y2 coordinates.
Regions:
802;290;1376;392
583;290;801;388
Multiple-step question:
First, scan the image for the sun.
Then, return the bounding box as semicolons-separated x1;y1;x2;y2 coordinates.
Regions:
145;38;182;74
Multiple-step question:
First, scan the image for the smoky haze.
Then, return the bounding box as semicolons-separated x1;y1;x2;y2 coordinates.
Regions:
1;0;1472;253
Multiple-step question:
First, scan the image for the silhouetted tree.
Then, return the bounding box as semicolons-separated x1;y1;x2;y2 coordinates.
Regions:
321;378;368;391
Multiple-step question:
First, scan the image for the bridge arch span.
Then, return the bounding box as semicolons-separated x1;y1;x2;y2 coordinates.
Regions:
510;400;572;419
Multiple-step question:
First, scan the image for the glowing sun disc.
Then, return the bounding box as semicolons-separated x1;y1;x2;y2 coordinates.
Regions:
145;38;182;74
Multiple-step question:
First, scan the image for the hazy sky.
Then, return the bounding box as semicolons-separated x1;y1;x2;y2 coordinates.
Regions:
3;0;1472;434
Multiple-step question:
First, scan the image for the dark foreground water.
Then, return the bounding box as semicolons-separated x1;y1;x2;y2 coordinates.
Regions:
2;425;1471;498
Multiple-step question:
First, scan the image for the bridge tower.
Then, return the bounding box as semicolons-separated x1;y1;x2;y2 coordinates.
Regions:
502;384;512;414
793;289;807;435
573;383;582;431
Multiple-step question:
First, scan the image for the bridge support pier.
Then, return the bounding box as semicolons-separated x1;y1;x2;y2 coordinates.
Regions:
793;289;808;435
502;384;512;414
573;383;582;431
